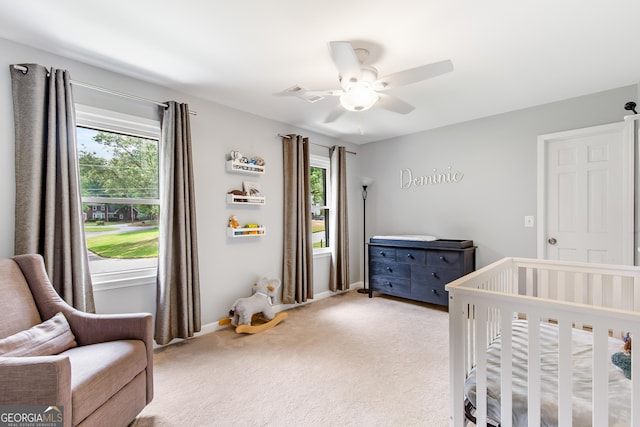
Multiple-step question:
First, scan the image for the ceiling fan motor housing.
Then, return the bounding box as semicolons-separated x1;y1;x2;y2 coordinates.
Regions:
339;65;380;111
340;65;378;91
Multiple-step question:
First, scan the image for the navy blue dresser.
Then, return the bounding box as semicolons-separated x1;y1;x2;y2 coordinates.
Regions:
368;237;476;306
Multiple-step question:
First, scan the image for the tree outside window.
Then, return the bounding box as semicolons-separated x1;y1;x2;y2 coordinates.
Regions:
78;126;159;274
310;157;330;251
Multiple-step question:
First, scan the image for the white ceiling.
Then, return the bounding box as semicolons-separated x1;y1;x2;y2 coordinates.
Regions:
1;1;639;144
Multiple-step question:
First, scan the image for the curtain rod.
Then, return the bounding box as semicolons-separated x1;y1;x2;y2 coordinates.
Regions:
277;134;356;155
12;64;197;116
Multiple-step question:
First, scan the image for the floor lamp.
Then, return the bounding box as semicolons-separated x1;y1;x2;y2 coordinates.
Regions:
358;177;373;294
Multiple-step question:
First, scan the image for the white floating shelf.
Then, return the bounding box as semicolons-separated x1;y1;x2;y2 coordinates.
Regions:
226;160;265;175
227;227;266;237
226;194;265;205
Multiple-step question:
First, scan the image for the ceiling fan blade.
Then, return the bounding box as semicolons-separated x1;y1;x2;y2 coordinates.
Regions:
375;59;453;90
377;93;415;114
328;41;362;83
305;89;344;97
274;85;343;104
324;104;346;123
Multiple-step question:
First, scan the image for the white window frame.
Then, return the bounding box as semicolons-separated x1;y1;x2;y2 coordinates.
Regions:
75;104;161;291
310;155;331;256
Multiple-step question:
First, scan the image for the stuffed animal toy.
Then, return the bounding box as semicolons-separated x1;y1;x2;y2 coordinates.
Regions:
612;333;632;379
228;215;239;228
229;278;281;326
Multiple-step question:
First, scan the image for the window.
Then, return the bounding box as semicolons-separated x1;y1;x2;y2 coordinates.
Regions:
310;155;331;253
75;105;161;286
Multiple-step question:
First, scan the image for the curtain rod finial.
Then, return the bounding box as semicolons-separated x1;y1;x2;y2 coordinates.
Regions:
12;64;28;74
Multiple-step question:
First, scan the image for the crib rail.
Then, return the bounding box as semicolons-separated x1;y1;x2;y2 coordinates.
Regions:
447;257;640;427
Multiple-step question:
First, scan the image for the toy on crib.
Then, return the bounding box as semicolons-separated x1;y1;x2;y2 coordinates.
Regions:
611;332;632;379
624;332;632;352
218;277;287;334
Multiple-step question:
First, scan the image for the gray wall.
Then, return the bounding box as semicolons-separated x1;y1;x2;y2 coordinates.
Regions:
0;38;364;331
360;85;638;268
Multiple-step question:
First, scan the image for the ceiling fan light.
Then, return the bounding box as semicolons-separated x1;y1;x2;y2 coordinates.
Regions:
340;85;379;112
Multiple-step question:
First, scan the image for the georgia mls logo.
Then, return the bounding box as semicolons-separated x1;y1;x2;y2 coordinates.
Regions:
0;405;64;427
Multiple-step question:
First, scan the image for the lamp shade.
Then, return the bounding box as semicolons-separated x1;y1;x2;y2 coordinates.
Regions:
360;176;374;187
340;86;379;112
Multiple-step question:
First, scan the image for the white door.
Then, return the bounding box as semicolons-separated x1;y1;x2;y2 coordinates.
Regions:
537;121;634;265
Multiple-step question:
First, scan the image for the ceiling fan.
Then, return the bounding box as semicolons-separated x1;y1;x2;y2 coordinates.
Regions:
278;41;453;123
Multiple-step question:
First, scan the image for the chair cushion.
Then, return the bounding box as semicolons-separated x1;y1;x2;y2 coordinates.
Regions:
0;259;41;338
0;312;77;356
63;340;147;425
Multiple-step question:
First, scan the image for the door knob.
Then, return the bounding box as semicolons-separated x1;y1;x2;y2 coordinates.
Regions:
548;237;557;245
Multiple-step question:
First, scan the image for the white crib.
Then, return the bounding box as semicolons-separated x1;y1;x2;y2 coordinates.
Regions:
446;257;640;427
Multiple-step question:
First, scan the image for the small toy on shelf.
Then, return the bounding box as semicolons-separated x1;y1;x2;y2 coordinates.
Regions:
244;223;260;234
228;215;239;228
218;278;287;334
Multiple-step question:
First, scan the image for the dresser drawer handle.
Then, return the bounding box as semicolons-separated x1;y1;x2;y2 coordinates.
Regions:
384;281;392;288
407;253;414;259
386;267;393;272
439;256;447;262
432;289;438;294
431;272;439;278
379;251;386;257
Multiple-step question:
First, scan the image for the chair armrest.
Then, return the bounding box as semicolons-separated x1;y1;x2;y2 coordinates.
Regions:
67;312;155;403
0;356;72;407
65;311;152;346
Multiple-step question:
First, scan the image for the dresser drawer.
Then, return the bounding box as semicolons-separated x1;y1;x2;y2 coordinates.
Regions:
427;250;461;268
412;265;460;288
370;261;410;278
412;281;449;306
370;247;396;262
396;248;426;265
370;276;411;298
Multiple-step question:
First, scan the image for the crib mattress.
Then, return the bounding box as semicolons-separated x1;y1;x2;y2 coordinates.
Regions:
464;320;631;426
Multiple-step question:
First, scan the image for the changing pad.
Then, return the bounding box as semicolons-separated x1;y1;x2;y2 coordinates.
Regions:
370;235;437;241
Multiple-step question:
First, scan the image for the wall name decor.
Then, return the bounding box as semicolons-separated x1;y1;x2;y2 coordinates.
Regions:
400;166;464;189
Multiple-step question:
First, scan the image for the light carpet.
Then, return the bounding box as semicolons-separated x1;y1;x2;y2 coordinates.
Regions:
131;290;450;426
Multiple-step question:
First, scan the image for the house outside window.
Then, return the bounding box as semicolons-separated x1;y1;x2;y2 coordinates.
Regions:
310;155;331;254
75;104;161;288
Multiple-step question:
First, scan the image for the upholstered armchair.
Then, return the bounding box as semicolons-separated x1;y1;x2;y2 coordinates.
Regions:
0;254;153;427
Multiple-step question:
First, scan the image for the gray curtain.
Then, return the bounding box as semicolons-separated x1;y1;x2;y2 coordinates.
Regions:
282;134;313;304
329;146;349;291
10;63;95;312
155;101;201;345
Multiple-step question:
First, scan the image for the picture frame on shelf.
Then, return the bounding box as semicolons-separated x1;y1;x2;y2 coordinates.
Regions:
243;181;262;197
